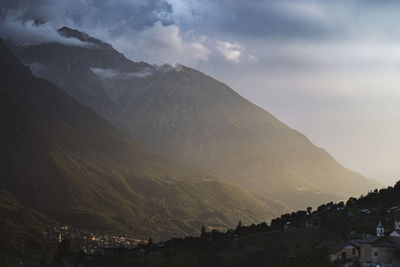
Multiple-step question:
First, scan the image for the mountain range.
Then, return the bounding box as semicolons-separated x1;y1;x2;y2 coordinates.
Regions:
8;27;380;211
0;39;278;242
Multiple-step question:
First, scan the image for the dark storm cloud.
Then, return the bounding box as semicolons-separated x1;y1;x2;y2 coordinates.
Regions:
0;0;173;28
172;0;343;40
204;0;334;39
3;0;400;50
0;0;174;44
0;0;350;46
176;0;400;42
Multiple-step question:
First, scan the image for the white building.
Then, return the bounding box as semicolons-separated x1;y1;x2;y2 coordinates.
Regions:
377;220;384;237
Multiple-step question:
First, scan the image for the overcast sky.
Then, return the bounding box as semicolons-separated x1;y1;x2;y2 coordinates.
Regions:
1;0;400;185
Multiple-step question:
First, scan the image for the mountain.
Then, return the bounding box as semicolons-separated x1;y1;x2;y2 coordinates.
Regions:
9;27;381;210
0;190;53;267
0;39;280;241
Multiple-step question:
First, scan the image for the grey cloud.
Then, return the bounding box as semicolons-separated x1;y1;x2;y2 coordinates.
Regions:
90;68;120;79
171;0;336;40
213;1;333;39
0;0;174;44
0;0;211;65
0;14;91;46
90;67;154;79
175;0;400;42
1;0;173;29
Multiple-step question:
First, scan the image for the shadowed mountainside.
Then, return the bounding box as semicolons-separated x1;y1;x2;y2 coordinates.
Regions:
0;39;281;241
0;190;54;267
9;27;381;210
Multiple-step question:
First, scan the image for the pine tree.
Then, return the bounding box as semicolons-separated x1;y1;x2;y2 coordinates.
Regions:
200;225;206;238
236;220;243;232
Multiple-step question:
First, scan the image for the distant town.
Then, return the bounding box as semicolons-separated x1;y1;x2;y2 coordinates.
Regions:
43;225;149;255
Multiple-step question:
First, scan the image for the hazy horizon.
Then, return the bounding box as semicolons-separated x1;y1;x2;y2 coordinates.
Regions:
1;0;400;185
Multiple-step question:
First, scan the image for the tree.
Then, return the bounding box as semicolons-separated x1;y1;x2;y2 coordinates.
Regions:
200;225;207;238
236;220;243;232
307;207;312;215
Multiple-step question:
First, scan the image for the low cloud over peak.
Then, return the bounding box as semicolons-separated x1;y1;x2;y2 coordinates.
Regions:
0;0;259;67
0;14;89;46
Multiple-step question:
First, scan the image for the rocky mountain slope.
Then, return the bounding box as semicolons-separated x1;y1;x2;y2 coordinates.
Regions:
0;39;278;240
9;27;381;210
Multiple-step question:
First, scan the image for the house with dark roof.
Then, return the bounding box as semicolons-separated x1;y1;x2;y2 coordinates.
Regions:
317;241;359;262
355;221;396;264
390;229;400;237
389;220;400;237
358;236;395;264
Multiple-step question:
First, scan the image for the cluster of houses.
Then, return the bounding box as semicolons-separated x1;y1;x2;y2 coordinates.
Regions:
320;221;400;266
44;225;146;255
79;233;143;255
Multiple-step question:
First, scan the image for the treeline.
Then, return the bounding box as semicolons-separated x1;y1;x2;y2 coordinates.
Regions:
256;181;400;238
162;180;399;244
41;181;400;267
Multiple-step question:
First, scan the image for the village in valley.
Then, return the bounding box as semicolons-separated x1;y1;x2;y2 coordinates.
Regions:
36;185;400;267
44;225;148;255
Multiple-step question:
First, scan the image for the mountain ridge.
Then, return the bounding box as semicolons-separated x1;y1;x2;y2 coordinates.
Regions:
8;27;381;210
0;39;281;240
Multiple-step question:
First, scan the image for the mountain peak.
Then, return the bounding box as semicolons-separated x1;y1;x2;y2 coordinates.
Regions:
57;26;112;49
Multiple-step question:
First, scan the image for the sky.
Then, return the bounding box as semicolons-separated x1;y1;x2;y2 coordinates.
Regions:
1;0;400;185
